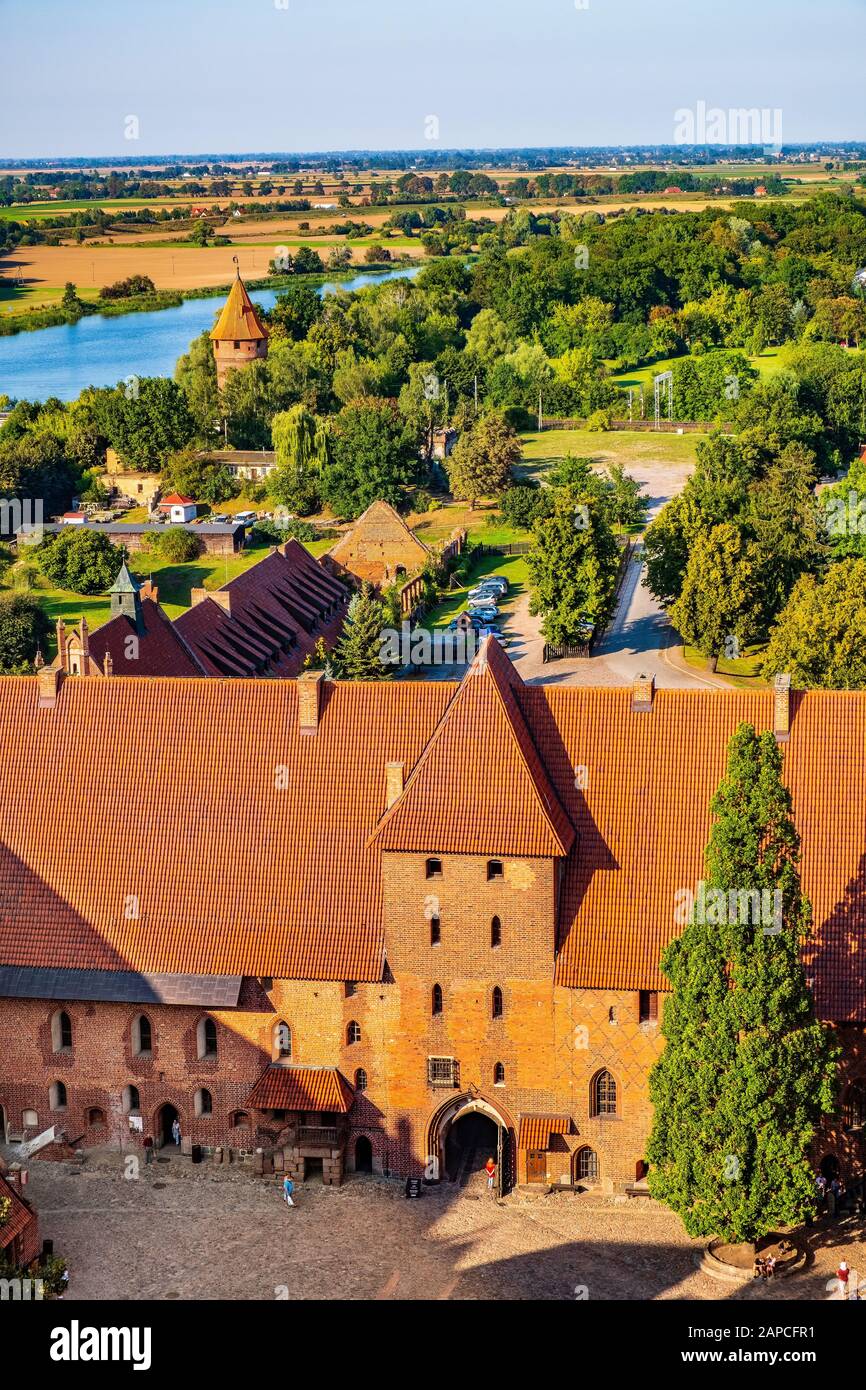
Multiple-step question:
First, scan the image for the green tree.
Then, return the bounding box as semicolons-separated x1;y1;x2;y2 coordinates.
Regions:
762;559;866;688
446;412;522;509
647;724;839;1248
36;528;124;595
84;378;195;469
174;330;219;437
526;488;620;645
0;594;51;673
269;404;328;511
669;522;765;666
322;399;417;518
332;583;391;681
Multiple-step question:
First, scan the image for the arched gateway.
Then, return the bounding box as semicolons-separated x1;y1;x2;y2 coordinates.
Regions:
426;1091;515;1195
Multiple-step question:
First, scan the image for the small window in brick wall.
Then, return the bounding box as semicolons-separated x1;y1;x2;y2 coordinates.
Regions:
347;1021;361;1045
51;1010;73;1054
491;916;502;948
487;860;504;881
345;981;357;998
430;916;441;946
638;991;659;1024
492;986;503;1019
494;1062;505;1086
195;1088;212;1117
355;1068;368;1092
432;984;443;1016
426;858;442;879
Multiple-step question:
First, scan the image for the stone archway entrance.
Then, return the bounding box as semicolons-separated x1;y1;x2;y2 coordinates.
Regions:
155;1103;180;1148
426;1092;515;1196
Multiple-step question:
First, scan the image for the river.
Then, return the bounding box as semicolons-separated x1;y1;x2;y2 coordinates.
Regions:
0;266;420;404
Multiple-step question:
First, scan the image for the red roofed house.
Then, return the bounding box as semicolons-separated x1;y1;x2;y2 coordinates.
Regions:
157;494;197;524
0;1169;40;1270
0;643;865;1191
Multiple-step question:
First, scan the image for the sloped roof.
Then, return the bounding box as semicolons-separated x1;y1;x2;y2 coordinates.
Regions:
370;638;575;858
210;275;269;343
0;676;454;981
87;598;206;678
174;541;348;678
326;500;430;584
1;656;866;1018
517;1114;574;1150
0;1174;36;1250
245;1066;354;1112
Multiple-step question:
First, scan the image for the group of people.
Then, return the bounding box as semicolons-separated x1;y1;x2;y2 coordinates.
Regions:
752;1254;778;1281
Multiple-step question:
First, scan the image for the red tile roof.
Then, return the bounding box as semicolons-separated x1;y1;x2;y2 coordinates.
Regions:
0;676;453;981
174;542;348;678
370;638;575;858
517;1114;573;1151
0;1174;37;1250
87;599;206;678
159;494;195;506
1;648;866;1020
245;1066;353;1112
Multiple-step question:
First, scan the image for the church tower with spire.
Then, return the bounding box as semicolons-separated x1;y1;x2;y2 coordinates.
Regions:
210;258;269;388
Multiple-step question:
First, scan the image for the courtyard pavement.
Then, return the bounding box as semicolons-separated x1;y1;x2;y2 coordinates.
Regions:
24;1153;865;1302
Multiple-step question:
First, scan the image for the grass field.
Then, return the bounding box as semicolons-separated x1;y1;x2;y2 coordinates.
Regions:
519;427;704;474
609;347;790;393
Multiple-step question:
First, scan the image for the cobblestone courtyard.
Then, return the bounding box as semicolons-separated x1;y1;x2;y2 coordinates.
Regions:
25;1154;866;1301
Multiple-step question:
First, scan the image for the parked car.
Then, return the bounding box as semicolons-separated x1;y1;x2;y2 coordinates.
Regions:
233;511;258;526
468;580;507;600
479;575;509;593
467;606;498;623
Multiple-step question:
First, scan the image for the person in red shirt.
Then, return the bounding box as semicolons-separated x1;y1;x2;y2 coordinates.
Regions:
838;1261;850;1297
485;1156;496;1191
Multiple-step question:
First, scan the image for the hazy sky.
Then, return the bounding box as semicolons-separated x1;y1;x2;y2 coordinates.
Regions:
3;0;863;158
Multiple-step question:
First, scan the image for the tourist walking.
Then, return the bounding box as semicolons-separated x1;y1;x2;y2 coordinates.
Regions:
282;1175;295;1208
837;1260;850;1297
485;1156;496;1191
171;1117;181;1147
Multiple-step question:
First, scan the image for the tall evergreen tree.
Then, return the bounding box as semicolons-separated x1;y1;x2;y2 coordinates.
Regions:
332;583;391;682
647;724;839;1247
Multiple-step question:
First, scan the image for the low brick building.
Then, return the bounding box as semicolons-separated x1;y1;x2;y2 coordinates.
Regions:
0;644;864;1193
0;1169;40;1269
325;500;432;587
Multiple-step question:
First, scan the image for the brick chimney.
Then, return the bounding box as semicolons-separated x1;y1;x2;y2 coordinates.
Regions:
773;672;791;743
297;670;325;735
631;672;655;713
56;618;68;671
37;667;63;709
103;651;114;678
190;587;231;614
79;616;90;661
385;761;404;807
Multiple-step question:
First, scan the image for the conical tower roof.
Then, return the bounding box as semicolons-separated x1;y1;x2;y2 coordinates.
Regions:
110;561;140;595
210;268;269;343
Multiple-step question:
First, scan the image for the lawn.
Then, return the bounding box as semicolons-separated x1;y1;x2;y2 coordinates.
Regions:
609;347;804;394
683;642;768;688
410;501;530;548
519;427;704;474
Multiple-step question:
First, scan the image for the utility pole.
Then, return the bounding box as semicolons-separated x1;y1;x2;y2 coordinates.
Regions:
538;391;543;432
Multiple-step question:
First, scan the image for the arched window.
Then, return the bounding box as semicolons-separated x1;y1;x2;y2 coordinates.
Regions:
355;1068;368;1092
87;1107;106;1127
347;1021;361;1045
230;1110;250;1128
273;1021;292;1060
432;984;443;1016
195;1088;212;1117
492;986;503;1019
592;1069;617;1117
494;1062;505;1086
51;1010;72;1054
425;857;442;879
430;916;441;946
491;915;502;948
49;1080;67;1111
132;1015;152;1057
197;1017;218;1060
123;1084;140;1115
843;1079;866;1130
575;1146;599;1181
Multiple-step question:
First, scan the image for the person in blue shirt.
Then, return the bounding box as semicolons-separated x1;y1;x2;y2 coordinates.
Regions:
282;1175;295;1207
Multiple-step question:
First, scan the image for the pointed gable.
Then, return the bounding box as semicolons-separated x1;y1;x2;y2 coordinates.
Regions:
326;499;430;586
210;275;269;343
369;638;575;859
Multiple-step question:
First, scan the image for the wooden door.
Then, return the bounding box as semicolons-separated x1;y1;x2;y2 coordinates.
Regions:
527;1149;546;1183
